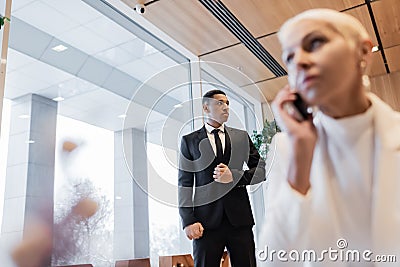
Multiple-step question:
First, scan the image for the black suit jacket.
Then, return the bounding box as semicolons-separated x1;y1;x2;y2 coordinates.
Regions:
178;125;266;230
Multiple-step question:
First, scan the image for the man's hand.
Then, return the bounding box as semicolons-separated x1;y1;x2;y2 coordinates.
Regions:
213;163;233;183
184;222;204;240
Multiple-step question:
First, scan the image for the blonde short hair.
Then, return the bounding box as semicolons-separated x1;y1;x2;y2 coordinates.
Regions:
278;9;370;47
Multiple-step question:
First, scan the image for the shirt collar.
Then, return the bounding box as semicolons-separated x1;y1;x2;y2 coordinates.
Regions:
317;102;374;142
205;123;225;134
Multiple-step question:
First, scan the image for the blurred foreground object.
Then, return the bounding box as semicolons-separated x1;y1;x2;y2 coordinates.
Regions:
11;198;99;267
71;197;99;220
62;140;78;152
11;222;52;267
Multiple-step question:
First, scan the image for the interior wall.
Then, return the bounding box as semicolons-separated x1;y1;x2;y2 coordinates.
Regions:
370;71;400;111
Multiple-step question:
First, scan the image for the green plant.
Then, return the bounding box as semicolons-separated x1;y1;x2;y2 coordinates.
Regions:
251;119;281;159
0;15;10;30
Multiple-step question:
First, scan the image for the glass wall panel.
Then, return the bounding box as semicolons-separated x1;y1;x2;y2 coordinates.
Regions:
0;0;265;266
0;0;8;219
143;63;193;266
1;0;192;266
0;98;11;228
54;115;114;266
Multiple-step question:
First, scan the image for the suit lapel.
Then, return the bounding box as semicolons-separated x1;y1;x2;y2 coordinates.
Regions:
197;126;215;160
197;125;208;141
225;126;243;167
225;126;235;148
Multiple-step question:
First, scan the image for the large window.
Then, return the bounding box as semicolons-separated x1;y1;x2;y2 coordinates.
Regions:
54;115;114;266
0;99;11;229
147;144;184;267
145;65;193;266
1;0;191;266
0;1;264;266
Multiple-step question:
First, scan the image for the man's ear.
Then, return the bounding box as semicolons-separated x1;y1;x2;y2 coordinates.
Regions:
203;103;209;113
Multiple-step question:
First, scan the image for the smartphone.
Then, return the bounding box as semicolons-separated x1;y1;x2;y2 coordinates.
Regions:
284;93;310;121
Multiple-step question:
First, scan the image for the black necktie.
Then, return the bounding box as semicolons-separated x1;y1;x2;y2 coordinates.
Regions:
212;129;223;162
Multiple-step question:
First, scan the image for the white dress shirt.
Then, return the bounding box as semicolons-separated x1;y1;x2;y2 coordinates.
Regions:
205;123;226;155
318;103;374;254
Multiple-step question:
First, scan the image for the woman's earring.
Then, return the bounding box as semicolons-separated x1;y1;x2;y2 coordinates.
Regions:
360;60;370;89
362;74;370;88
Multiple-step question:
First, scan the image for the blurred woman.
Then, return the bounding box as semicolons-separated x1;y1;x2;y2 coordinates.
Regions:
259;8;400;267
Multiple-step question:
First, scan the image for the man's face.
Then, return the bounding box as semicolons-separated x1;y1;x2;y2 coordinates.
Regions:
203;94;230;125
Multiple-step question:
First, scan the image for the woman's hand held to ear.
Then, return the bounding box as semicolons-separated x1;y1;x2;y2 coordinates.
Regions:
272;86;317;195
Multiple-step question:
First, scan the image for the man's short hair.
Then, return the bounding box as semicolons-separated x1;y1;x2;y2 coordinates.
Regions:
202;89;226;104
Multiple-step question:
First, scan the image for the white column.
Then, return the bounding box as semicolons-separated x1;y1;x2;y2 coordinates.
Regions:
114;128;149;260
0;94;57;266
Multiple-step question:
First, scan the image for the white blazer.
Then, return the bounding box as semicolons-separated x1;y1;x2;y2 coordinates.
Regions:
258;93;400;267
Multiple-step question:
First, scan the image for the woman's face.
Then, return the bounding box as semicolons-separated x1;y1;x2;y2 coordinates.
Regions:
281;20;361;107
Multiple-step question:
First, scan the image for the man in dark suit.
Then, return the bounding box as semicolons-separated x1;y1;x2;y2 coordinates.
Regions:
178;89;266;267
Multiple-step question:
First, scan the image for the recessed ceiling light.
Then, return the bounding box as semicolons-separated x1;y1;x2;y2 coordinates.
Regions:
118;114;127;118
25;140;35;144
115;196;122;200
52;45;68;52
52;96;65;102
371;46;379;52
174;104;183;108
18;114;30;119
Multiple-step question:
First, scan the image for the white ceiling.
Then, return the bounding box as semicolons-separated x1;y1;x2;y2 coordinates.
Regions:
5;0;192;136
